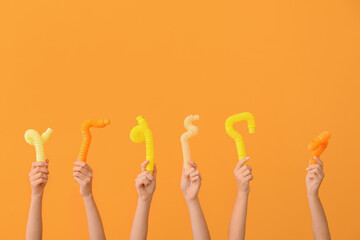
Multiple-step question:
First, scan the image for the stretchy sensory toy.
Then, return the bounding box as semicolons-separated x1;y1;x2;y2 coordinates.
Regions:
308;131;331;165
130;116;154;174
225;112;255;164
181;115;199;169
78;119;110;162
25;128;53;162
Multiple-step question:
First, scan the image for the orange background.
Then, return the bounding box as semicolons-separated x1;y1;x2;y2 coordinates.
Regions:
1;0;360;239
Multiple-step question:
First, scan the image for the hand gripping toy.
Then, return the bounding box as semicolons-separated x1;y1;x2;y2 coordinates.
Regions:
181;115;199;169
225;112;255;164
24;128;53;162
130;116;154;174
308;131;331;165
78;119;110;162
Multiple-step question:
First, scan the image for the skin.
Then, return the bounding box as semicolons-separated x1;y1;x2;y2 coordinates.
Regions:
306;157;331;240
130;160;157;240
26;159;50;240
73;160;106;240
228;157;253;240
180;161;211;240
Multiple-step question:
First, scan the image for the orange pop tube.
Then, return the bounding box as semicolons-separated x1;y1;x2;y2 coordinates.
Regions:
308;131;331;165
181;115;199;169
130;116;154;174
78;119;110;162
225;112;255;164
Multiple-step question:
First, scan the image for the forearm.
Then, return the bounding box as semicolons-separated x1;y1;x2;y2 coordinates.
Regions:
308;194;331;240
130;198;152;240
228;193;249;240
186;197;211;240
83;195;106;240
26;196;43;240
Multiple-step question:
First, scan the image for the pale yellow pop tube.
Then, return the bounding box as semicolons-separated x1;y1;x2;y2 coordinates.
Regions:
130;116;154;174
225;112;255;163
181;115;199;169
24;128;53;162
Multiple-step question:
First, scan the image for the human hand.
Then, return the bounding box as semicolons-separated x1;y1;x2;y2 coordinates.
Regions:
29;159;49;198
234;157;253;196
181;161;201;202
73;160;94;199
135;160;157;202
306;157;324;196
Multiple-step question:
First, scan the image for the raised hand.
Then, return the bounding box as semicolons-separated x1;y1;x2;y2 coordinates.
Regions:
29;159;49;198
135;160;157;202
306;157;324;196
181;161;201;201
234;157;253;195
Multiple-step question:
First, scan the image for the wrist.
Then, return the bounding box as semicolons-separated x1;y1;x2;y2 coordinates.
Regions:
138;195;153;204
307;191;319;199
185;196;199;205
31;193;43;201
237;190;249;197
138;197;152;208
82;193;94;202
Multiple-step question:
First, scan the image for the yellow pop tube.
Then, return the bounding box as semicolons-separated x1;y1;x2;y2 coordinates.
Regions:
181;115;199;169
24;128;53;162
78;119;110;162
225;112;255;163
130;116;154;174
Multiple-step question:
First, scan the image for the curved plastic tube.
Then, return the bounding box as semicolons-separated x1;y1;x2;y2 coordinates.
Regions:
130;116;154;174
225;112;255;164
78;119;110;162
181;115;199;169
25;128;53;162
308;131;331;165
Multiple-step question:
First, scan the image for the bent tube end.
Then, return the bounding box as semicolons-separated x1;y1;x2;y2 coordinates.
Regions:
249;127;255;134
103;119;110;125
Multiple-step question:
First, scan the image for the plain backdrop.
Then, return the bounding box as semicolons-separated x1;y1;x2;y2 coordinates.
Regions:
0;0;359;239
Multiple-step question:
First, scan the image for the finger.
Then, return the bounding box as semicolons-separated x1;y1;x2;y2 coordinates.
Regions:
34;167;49;175
141;160;149;172
73;166;93;177
74;176;85;185
33;178;47;186
306;164;321;171
75;161;93;173
238;165;252;174
32;161;48;169
30;172;48;182
187;161;197;169
191;175;200;182
235;157;250;172
142;171;154;181
141;177;151;186
190;170;200;178
314;157;323;167
29;167;49;177
308;169;320;175
185;167;196;177
73;171;90;180
45;159;49;168
309;168;323;177
239;156;250;166
243;175;253;182
153;164;157;178
74;160;86;167
242;169;252;177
